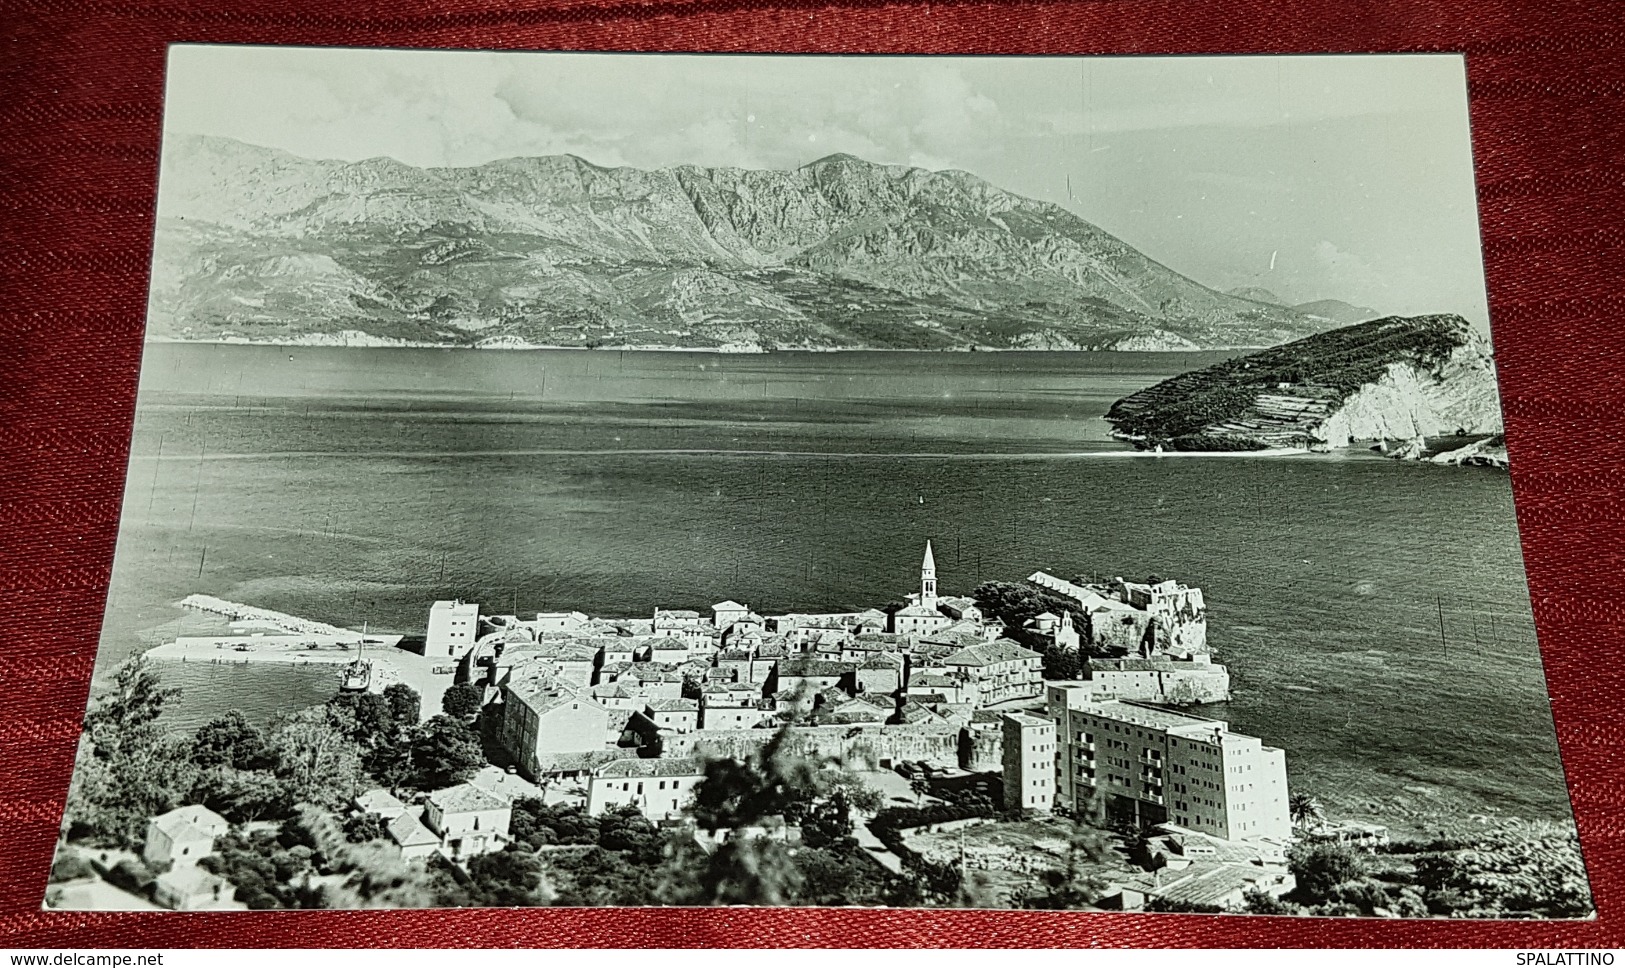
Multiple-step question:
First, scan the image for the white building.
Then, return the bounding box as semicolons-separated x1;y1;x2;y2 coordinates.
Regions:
1001;712;1056;813
1046;683;1291;843
893;541;956;636
587;758;708;820
712;600;751;629
424;783;512;861
142;805;230;869
534;611;590;633
427;600;480;659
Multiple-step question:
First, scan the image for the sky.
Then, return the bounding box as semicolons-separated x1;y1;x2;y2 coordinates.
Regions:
164;46;1490;323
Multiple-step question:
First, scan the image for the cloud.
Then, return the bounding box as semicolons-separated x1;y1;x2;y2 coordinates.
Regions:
1312;240;1393;301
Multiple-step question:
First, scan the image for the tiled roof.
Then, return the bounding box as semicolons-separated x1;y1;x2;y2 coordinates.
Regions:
778;658;854;678
507;679;609;718
1150;863;1269;908
388;810;441;848
151;804;227;839
156;865;231;896
942;638;1041;668
645;697;699;713
595;757;708;779
896;701;946;724
354;788;408;816
428;783;510;814
534;749;627;775
894;603;943;617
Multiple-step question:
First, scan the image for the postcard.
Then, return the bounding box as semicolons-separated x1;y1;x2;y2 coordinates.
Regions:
46;45;1591;917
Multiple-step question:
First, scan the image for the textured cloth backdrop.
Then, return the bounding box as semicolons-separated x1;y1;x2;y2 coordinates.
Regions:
1;0;1621;948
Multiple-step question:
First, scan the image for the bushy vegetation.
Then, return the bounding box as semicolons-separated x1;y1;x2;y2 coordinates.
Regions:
1248;826;1593;919
64;658;480;854
1106;315;1471;443
973;579;1117;673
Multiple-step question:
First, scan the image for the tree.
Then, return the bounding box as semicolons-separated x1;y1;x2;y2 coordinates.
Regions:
597;804;663;861
191;711;274;771
49;853;95;884
1289;792;1326;831
1288;842;1365;904
85;656;178;760
510;798;598;849
440;682;484;720
382;684;421;727
673;729;830;905
361;739;417;794
327;693;397;749
342;811;391;845
1242;887;1295;915
190;767;287;823
465;847;553;907
1412;826;1592;919
72;657;197;847
294;805;447;909
268;707;365;810
409;715;486;790
799;791;855;849
67;731;199;849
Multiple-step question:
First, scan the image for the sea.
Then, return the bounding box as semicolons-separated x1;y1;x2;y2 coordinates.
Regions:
95;342;1574;834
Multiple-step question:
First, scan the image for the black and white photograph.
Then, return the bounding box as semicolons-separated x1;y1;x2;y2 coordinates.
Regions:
47;45;1592;917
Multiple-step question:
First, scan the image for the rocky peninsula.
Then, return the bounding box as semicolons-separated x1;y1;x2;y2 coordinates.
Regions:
1103;314;1503;455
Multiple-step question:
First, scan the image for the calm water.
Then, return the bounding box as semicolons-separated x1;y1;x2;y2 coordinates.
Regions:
99;344;1571;831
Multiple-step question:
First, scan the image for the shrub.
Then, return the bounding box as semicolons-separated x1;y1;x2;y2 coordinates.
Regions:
107;859;156;895
48;853;95;884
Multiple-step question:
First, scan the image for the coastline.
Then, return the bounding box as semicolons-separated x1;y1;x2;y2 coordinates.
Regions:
144;336;1268;354
144;634;451;723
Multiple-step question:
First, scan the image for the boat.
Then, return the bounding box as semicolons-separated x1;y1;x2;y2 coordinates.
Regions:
339;658;372;692
338;621;371;692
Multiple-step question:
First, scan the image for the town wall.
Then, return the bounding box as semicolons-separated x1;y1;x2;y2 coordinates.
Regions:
661;723;965;769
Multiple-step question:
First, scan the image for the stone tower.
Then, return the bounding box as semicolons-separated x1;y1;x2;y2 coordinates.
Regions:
920;540;938;608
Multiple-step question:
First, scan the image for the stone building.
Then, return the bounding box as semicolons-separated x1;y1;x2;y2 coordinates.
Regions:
940;638;1043;706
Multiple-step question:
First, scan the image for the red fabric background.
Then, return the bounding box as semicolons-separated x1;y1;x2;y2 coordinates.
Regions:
2;0;1622;948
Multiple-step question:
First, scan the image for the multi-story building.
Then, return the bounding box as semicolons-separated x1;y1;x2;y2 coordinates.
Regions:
1001;712;1056;813
940;638;1043;707
1047;683;1290;843
426;600;480;659
498;676;612;777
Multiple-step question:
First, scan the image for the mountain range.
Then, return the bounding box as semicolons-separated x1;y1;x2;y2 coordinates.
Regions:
1223;288;1381;327
148;135;1365;352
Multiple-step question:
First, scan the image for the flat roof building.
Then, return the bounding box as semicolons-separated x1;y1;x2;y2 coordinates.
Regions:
1047;683;1290;844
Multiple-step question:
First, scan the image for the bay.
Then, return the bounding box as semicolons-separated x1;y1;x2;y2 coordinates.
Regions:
97;343;1566;833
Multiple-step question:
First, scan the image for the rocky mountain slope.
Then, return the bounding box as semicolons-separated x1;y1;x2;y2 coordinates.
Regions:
1104;314;1502;451
1291;298;1380;326
148;135;1339;351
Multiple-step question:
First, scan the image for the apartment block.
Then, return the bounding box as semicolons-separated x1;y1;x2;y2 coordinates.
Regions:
1046;682;1290;843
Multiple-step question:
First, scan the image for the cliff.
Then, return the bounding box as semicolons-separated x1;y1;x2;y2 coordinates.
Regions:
1104;315;1503;451
147;135;1339;352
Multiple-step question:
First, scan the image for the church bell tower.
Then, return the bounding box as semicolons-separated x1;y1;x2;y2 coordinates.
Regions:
920;540;938;608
